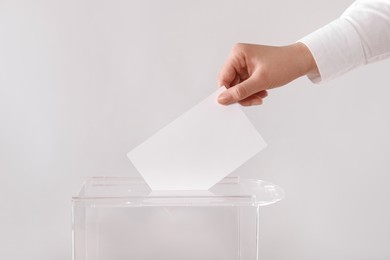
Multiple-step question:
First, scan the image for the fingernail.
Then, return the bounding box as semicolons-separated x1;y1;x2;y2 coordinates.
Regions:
251;98;262;105
218;92;233;105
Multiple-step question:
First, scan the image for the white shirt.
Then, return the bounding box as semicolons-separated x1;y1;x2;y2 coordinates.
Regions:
299;0;390;83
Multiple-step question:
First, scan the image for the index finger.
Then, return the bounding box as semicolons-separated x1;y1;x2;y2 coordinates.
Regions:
217;58;238;88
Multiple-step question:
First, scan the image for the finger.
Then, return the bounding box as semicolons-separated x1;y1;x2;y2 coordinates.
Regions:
238;96;263;106
238;91;268;106
256;90;268;99
217;53;248;87
230;74;241;87
217;73;266;105
217;59;238;87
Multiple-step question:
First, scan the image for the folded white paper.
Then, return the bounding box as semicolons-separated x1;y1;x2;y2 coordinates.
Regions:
127;87;267;190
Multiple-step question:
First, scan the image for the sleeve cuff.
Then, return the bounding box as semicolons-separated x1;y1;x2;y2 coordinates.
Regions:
298;18;366;84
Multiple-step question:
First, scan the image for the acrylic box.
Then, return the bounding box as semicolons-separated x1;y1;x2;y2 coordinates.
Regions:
72;177;284;260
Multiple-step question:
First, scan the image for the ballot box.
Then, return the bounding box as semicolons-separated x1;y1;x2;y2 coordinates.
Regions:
72;176;284;260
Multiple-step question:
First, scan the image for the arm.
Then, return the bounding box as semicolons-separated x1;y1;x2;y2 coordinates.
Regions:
218;0;390;106
299;0;390;83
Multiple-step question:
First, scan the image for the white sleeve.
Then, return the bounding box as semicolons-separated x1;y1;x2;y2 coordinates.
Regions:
298;0;390;83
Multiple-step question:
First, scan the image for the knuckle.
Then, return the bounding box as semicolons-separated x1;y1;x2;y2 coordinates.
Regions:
231;85;248;100
232;43;246;52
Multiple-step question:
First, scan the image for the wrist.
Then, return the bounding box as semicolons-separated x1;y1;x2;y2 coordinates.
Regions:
291;42;319;78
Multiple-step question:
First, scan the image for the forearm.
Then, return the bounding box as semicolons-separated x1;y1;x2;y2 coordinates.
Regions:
298;0;390;83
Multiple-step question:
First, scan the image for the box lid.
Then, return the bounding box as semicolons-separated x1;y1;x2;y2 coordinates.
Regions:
72;177;284;207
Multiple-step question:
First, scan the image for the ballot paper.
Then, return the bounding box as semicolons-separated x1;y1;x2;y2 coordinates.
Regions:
127;87;267;190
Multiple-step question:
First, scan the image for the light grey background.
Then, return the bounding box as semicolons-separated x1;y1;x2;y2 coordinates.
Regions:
0;0;389;259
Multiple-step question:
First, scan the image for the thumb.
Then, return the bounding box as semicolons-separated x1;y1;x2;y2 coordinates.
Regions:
217;74;265;105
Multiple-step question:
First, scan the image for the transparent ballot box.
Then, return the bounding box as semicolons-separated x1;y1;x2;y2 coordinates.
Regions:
72;177;284;260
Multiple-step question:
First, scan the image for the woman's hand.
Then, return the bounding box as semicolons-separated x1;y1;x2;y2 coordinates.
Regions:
217;42;318;106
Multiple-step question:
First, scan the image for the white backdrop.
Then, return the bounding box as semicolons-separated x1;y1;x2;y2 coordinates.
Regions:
1;0;389;259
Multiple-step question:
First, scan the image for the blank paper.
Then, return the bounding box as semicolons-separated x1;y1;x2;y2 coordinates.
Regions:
127;87;267;190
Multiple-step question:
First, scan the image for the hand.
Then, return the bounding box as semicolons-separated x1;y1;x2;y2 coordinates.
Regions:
217;42;318;106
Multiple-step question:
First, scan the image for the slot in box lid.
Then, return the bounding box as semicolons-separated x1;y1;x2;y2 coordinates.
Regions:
72;176;284;207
